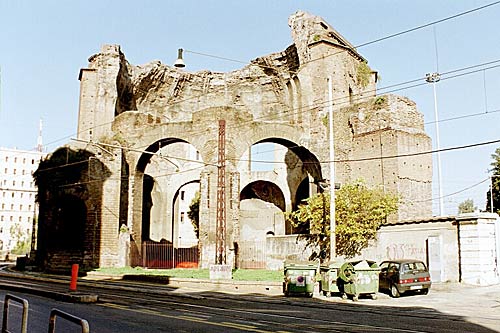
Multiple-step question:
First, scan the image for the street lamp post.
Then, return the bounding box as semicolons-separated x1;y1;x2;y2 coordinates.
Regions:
426;72;444;216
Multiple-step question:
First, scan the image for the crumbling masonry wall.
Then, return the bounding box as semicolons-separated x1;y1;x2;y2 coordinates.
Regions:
67;11;432;268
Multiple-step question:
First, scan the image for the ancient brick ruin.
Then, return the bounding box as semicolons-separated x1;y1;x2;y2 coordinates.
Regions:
35;11;432;271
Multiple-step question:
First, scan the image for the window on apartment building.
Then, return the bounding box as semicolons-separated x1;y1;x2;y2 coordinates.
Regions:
11;193;14;198
9;216;13;222
10;204;14;210
28;205;32;211
20;193;23;198
1;204;4;209
180;212;185;223
3;180;6;185
0;216;3;222
181;191;185;201
13;169;16;175
28;217;31;222
14;157;17;163
3;168;6;174
23;158;26;164
196;151;200;160
21;181;24;187
31;159;34;164
4;157;7;162
20;204;23;211
18;216;21;222
22;170;25;175
12;181;15;186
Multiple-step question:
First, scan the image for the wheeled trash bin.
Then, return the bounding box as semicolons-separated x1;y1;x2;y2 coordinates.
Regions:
319;261;343;297
283;260;318;297
338;260;380;301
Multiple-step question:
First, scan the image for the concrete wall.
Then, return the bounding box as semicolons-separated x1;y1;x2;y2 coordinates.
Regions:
457;213;500;285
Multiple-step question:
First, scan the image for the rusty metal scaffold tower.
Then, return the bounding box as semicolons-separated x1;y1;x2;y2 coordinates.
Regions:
215;119;227;264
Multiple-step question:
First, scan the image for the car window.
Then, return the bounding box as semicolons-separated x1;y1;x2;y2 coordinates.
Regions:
402;261;427;272
388;263;399;273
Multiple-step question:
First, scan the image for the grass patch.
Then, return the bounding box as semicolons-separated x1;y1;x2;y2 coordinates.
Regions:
92;267;283;281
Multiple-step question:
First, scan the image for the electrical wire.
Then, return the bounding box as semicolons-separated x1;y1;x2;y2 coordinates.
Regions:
34;2;500;150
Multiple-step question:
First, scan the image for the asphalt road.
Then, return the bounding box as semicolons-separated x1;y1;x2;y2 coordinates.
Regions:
0;273;498;333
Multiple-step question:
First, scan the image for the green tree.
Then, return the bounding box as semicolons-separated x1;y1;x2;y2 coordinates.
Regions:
187;191;200;238
10;223;31;255
288;179;399;259
486;147;500;214
458;199;476;214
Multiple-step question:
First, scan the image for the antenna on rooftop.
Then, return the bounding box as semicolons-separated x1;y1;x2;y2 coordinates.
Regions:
37;118;43;152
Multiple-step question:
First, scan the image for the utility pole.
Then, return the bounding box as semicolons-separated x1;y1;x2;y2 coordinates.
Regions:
216;119;227;265
426;72;444;216
328;77;336;259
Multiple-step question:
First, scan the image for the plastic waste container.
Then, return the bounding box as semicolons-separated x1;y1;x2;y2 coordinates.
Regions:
283;260;318;297
319;261;343;297
338;260;380;301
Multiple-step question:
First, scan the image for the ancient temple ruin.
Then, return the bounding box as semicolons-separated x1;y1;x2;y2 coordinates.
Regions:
35;11;432;272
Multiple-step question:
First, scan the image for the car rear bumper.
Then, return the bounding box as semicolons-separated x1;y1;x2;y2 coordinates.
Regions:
399;282;431;293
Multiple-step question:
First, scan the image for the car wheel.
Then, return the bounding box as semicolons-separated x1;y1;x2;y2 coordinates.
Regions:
390;284;400;298
421;288;429;295
352;295;359;302
371;293;378;300
323;290;328;296
307;292;313;298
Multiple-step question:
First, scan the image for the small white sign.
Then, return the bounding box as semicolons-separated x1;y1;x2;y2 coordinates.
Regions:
209;264;232;280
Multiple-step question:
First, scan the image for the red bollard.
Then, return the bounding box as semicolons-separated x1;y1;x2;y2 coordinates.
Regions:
69;264;79;292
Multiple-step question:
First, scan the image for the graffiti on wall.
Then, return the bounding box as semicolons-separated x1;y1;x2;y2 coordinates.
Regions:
386;243;426;260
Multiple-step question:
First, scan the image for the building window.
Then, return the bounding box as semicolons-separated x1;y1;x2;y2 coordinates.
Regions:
20;204;23;211
23;158;26;164
31;159;34;164
3;168;6;174
10;204;14;210
21;181;24;187
14;157;17;163
18;216;22;222
13;169;16;175
180;212;185;223
12;181;15;186
4;157;7;162
28;205;32;211
181;191;185;201
22;170;25;175
11;193;14;198
9;216;13;222
1;204;4;209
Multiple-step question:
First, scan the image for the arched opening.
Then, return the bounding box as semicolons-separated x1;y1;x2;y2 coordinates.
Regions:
137;138;203;268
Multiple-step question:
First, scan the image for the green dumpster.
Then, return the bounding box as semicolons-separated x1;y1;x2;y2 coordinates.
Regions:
338;260;380;301
319;261;343;297
283;260;318;297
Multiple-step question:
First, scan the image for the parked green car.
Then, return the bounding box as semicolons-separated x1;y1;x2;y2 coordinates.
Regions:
379;259;431;297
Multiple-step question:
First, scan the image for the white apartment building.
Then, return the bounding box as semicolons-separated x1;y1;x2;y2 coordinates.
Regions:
0;147;44;256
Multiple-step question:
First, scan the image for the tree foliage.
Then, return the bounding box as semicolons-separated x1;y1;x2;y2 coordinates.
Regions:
187;191;200;238
10;223;31;255
458;199;476;214
288;179;399;259
486;147;500;214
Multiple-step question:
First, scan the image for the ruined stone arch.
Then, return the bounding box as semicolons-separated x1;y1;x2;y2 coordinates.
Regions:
240;180;286;212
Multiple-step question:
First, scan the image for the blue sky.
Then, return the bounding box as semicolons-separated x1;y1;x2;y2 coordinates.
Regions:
1;1;500;215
